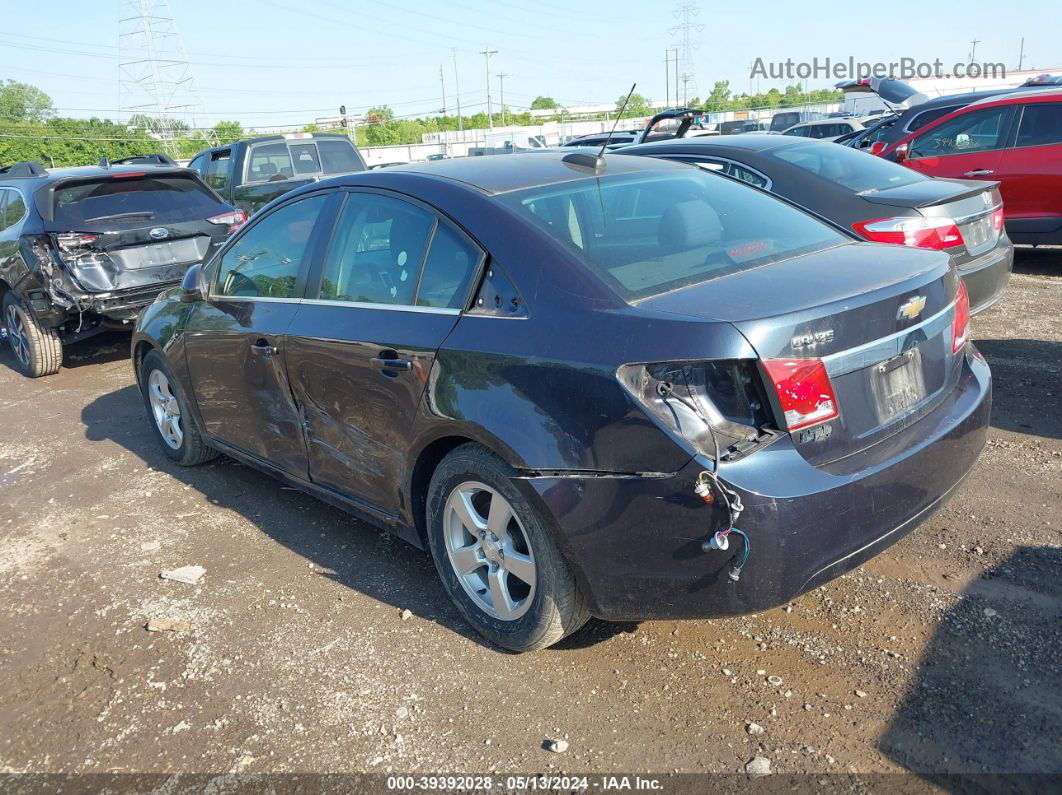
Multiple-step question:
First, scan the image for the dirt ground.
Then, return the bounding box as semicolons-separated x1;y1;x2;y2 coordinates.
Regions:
0;249;1059;780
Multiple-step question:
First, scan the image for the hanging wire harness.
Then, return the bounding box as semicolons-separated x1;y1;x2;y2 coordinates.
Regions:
657;378;753;582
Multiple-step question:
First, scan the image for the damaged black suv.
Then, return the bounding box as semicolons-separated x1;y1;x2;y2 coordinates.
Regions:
0;160;244;377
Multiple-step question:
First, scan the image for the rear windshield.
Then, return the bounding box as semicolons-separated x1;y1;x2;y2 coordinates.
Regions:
770;142;925;193
501;169;846;302
51;174;225;228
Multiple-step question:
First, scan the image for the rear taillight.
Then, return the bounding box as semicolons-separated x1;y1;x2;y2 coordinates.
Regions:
761;358;839;431
992;207;1005;231
208;209;248;234
617;361;769;457
952;280;970;354
54;232;99;253
853;215;964;251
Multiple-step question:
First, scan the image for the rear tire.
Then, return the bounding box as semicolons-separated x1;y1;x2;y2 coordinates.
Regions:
140;349;218;466
426;444;590;652
2;292;62;378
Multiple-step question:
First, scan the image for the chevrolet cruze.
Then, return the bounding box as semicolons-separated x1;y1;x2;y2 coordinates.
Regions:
132;152;991;651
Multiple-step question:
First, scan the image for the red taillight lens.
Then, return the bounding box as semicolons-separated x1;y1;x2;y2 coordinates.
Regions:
55;232;100;252
992;207;1005;231
762;358;839;431
853;215;964;251
952;280;970;354
208;209;248;234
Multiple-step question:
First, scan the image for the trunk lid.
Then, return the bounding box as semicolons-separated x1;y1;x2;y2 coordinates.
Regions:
835;77;931;110
642;241;963;466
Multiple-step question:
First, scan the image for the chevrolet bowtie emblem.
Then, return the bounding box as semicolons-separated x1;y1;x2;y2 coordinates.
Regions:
897;295;927;321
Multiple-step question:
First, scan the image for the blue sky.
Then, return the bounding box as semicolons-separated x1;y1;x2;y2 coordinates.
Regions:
1;0;1057;129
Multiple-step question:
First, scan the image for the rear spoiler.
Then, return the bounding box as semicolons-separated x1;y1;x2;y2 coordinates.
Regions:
0;161;48;178
858;178;1000;209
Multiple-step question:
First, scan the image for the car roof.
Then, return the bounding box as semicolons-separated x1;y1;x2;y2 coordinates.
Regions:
381;151;691;195
964;86;1062;108
203;131;351;153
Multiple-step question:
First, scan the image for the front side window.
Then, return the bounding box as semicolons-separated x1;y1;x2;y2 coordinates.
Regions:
1015;104;1062;147
204;151;232;193
188;154;207;175
247;142;294;182
503;170;845;302
906;105;960;133
214;194;327;299
911;107;1013;157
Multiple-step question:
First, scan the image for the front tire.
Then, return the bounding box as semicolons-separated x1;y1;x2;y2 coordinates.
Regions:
140;349;217;466
3;292;62;378
426;444;590;652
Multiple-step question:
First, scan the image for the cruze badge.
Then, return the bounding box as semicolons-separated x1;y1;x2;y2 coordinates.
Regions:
149;227;170;240
897;295;927;321
791;329;835;349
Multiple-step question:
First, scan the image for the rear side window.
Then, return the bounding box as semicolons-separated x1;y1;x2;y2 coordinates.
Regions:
911;106;1013;157
214;194;327;299
51;174;226;228
2;189;26;230
248;143;294;182
1016;104;1062;147
784;126;809;137
318;139;364;174
772;142;924;192
503;171;845;302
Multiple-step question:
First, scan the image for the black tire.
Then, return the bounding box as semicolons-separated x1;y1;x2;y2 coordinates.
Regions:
426;444;590;652
139;349;218;466
2;292;62;378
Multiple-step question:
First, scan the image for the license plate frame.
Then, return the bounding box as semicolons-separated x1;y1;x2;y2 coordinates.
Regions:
871;348;927;423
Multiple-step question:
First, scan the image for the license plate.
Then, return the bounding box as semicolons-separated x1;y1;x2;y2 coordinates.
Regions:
871;348;927;422
113;237;207;270
960;216;997;255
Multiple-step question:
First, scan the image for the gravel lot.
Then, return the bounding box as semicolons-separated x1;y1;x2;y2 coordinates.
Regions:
1;249;1059;778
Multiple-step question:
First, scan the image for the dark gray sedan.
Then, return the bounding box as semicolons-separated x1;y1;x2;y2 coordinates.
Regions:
619;135;1013;314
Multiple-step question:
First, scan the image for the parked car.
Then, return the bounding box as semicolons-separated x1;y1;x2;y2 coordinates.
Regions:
718;120;769;135
186;132;365;216
133;152;990;651
782;118;867;141
619;135;1012;314
0;160;244;378
881;89;1062;245
769;110;825;132
837;75;1062;154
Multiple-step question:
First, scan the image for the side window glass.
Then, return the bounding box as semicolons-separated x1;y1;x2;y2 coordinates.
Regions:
205;151;232;193
3;190;26;229
188;154;207;175
214;194;326;299
248;142;293;182
319;193;433;306
728;164;769;189
911;107;1011;157
0;191;8;232
418;223;481;309
1016;104;1062;148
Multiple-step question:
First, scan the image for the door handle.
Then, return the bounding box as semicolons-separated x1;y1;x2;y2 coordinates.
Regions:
250;339;279;356
963;169;994;176
370;356;413;372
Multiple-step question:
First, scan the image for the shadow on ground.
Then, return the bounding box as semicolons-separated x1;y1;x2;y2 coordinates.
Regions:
974;337;1062;440
0;330;131;374
880;546;1062;777
80;384;611;653
1012;245;1062;277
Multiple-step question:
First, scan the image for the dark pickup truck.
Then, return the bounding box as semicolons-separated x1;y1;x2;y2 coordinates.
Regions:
186;132;366;215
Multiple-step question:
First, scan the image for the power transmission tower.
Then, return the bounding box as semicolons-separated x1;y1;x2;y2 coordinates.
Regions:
118;0;205;156
497;73;508;126
480;46;498;130
668;4;703;107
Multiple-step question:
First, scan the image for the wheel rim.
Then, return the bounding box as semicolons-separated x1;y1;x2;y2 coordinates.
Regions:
443;481;536;621
6;304;30;367
148;369;184;450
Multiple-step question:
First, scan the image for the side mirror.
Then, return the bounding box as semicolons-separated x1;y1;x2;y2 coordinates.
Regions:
894;142;909;162
179;263;204;303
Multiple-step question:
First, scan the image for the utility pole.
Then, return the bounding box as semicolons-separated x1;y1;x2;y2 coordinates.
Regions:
480;45;498;130
439;65;446;114
968;38;981;64
664;49;671;107
1017;37;1025;71
452;48;463;134
497;73;508;127
674;48;679;107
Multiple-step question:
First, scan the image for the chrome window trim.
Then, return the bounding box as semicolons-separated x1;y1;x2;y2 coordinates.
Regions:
207;295;303;304
300;298;460;315
821;300;955;378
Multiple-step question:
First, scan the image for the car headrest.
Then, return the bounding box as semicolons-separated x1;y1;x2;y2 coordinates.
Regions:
658;200;723;251
258;163;277;176
389;211;431;267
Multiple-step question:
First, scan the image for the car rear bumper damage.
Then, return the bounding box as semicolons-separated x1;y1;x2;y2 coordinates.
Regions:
520;349;991;621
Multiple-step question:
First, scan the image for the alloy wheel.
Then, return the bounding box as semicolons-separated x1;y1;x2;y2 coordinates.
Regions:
6;305;29;367
148;369;184;450
443;481;536;621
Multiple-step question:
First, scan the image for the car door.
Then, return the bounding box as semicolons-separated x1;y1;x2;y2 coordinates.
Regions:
182;191;335;476
284;189;483;516
992;101;1062;226
900;105;1016;180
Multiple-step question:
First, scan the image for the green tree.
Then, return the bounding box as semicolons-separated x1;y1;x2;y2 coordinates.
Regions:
365;106;394;123
0;80;55;123
212;120;244;144
530;96;558;110
616;92;653;117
